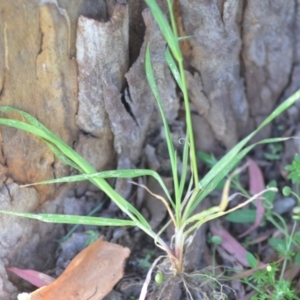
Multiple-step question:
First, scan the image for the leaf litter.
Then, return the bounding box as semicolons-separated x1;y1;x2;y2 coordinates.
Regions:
28;237;130;300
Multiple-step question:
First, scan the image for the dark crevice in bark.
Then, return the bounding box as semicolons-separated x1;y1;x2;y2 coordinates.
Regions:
121;88;139;127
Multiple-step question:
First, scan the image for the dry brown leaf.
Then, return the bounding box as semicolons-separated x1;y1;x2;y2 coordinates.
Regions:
283;263;300;281
30;238;130;300
7;268;55;288
239;158;265;238
210;221;250;267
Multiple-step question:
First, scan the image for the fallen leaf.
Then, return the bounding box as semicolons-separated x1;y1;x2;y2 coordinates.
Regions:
7;268;55;288
30;238;130;300
244;229;274;245
210;222;250;267
283;263;300;281
239;158;265;237
239;291;256;300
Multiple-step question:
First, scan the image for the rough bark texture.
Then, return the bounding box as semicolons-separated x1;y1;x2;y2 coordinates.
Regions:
0;0;299;298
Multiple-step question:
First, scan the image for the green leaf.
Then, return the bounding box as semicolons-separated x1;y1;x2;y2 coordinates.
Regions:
177;36;192;41
145;44;179;213
210;235;222;245
0;210;137;227
263;152;281;161
46;142;83;172
188;137;290;217
197;151;218;168
246;251;258;268
145;0;182;62
22;168;173;207
263;143;283;161
165;48;183;91
178;131;189;202
268;238;286;253
188;89;300;216
293;232;300;248
0;107;152;231
0;106;54;133
225;209;257;223
295;252;300;266
285;153;300;183
264;180;277;204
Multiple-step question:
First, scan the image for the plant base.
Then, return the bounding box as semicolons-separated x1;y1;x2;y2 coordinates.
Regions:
149;266;234;300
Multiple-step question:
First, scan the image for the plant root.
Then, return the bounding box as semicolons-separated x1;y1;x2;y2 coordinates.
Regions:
149;266;235;300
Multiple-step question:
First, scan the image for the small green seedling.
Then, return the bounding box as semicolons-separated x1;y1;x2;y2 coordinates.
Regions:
285;153;300;184
263;143;283;161
137;250;155;270
247;263;297;299
243;250;297;299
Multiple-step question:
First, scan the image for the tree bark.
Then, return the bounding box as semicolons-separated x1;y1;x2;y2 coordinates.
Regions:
0;0;299;298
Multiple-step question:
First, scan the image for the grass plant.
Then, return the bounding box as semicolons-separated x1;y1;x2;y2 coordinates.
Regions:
0;0;300;298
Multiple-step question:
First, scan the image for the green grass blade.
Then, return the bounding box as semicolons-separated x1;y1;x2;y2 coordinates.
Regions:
0;210;136;227
225;209;256;224
166;0;178;39
145;0;182;62
0;117;91;174
178;133;189;202
146;45;179;213
202;90;300;189
46;142;83;172
178;36;192;41
0;107;92;175
185;187;277;236
60;199;107;242
165;48;183;92
187;137;290;216
0;106;54;133
183;89;300;218
22;168;174;208
0;114;150;228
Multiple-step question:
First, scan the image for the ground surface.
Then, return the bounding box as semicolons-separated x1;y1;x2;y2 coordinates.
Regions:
11;113;300;300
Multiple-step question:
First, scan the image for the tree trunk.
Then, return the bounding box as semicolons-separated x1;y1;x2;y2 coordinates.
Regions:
0;0;299;298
